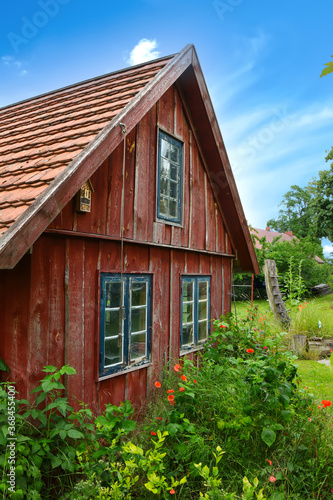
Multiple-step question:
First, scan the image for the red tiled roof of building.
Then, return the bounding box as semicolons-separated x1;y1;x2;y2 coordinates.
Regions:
0;56;172;236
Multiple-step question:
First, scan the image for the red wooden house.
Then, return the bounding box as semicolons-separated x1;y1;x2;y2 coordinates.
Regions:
0;45;259;412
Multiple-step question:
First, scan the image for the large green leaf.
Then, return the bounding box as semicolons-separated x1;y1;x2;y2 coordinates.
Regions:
0;358;9;372
320;56;333;78
261;428;276;447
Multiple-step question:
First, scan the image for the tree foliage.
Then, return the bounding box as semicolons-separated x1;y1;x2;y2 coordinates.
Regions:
266;185;313;239
320;55;333;78
310;147;333;241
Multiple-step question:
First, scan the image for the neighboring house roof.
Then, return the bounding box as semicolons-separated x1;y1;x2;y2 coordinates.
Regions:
0;44;259;273
251;227;324;264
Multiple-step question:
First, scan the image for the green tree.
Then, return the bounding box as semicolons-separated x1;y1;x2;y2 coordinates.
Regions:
310;147;333;241
266;185;313;239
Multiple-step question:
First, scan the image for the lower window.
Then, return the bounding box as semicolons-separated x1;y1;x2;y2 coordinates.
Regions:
181;276;211;349
99;274;151;377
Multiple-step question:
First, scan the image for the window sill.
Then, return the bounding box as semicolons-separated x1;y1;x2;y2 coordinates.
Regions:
98;362;152;382
180;345;205;356
155;218;183;228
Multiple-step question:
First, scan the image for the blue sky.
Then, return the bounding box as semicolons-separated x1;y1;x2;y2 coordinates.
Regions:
1;0;333;253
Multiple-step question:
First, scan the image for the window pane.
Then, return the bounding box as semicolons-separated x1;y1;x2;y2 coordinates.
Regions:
161;139;170;159
105;310;121;337
131;307;147;333
106;281;121;308
199;281;208;300
159;196;168;216
198;320;208;342
169;199;178;218
182;324;193;346
183;282;193;301
170;144;179;163
105;337;122;366
130;332;146;360
182;302;193;324
132;282;147;307
160;176;169;196
169;180;178;199
161;159;170;177
199;300;208;321
170;164;178;181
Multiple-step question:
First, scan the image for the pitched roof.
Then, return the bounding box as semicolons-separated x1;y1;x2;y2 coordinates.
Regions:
0;44;259;273
251;227;296;247
0;56;172;237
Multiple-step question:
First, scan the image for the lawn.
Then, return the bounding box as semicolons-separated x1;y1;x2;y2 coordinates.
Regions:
296;360;333;405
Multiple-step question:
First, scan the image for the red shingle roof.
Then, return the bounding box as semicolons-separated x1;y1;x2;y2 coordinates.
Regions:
0;57;172;236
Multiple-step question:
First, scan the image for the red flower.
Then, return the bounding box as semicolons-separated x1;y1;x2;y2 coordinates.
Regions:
181;375;187;382
168;394;175;403
269;476;276;482
219;324;226;328
174;364;182;372
167;389;174;394
179;387;185;392
246;348;254;354
155;381;161;388
170;489;175;494
151;431;157;435
156;417;162;420
267;459;272;465
193;379;197;384
321;400;332;408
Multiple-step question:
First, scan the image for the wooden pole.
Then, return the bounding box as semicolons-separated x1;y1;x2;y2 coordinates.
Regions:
251;273;254;306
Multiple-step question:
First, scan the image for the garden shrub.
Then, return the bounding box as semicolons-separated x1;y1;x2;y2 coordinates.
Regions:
1;313;333;499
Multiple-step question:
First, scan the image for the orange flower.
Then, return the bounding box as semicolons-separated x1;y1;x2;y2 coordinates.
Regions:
168;394;175;403
267;459;272;465
170;489;175;494
246;348;254;354
181;375;187;382
151;431;157;435
219;324;226;328
174;364;182;372
155;381;161;388
167;389;175;394
179;387;185;392
269;476;276;482
321;400;332;408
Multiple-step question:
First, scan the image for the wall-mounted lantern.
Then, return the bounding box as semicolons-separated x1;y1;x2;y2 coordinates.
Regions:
76;179;94;213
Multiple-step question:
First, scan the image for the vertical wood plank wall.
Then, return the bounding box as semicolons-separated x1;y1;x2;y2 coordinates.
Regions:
1;84;236;411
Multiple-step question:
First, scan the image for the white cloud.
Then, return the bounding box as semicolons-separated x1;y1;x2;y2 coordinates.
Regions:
323;245;333;257
127;39;160;66
1;55;27;75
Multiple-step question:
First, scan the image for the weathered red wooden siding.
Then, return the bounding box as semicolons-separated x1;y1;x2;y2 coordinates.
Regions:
0;258;30;398
1;83;237;411
49;85;234;258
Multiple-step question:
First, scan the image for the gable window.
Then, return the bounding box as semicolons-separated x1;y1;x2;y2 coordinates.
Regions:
99;274;151;378
181;276;211;349
157;130;183;224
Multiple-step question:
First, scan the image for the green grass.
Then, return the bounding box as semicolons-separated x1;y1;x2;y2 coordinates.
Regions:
235;294;333;338
296;360;333;406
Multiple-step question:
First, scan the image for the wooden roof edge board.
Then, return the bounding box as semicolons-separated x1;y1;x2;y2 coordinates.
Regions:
0;54;175;114
0;45;194;269
187;47;259;274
